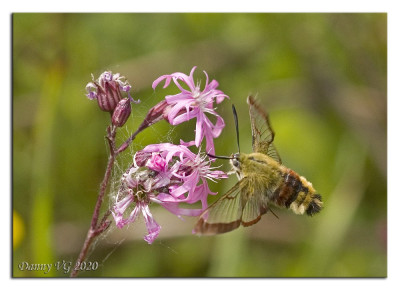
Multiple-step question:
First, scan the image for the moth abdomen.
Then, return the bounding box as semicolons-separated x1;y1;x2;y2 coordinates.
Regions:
306;193;322;216
272;169;323;216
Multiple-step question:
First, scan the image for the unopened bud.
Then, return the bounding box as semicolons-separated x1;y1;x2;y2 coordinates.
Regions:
85;71;132;112
136;100;171;133
96;81;123;112
112;98;131;127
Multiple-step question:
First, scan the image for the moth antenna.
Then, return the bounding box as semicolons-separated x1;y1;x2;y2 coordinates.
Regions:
232;104;240;153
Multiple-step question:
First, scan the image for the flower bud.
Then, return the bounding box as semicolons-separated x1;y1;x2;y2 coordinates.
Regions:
112;98;131;127
145;100;170;124
85;71;132;112
96;81;123;112
135;100;171;133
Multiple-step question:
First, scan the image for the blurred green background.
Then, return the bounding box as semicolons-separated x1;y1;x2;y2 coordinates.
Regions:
13;13;386;277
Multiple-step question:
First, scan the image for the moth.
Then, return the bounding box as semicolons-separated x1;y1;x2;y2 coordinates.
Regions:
193;96;323;235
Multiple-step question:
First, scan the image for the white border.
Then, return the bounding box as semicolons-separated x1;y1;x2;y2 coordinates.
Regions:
3;1;399;288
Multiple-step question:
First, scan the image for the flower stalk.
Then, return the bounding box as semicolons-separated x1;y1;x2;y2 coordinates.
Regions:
71;71;138;277
70;126;116;277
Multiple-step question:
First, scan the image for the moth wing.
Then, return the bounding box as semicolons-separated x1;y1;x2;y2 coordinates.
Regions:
241;190;270;227
193;179;247;235
247;96;282;164
194;177;271;235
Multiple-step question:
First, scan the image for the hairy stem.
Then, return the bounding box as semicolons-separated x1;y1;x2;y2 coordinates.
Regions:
91;154;115;229
71;118;153;277
70;127;116;278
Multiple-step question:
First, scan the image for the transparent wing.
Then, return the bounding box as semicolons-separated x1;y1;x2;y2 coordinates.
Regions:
193;176;270;235
247;96;282;164
193;180;245;235
241;191;269;227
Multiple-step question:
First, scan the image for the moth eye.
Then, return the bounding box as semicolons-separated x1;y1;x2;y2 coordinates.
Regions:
232;159;239;167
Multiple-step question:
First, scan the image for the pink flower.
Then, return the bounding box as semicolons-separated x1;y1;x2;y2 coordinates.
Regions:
146;153;168;172
138;143;227;215
111;143;227;243
152;67;229;155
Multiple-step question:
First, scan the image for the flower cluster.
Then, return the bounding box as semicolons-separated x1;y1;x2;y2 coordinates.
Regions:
85;67;230;244
112;143;227;244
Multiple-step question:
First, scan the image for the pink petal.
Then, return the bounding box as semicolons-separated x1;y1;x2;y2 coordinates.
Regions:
152;75;172;89
179;139;196;147
113;194;134;216
169;72;195;91
187;66;197;91
168;183;190;198
203;78;218;92
165;93;193;104
215;92;229;104
152;68;197;92
141;203;161;244
156;193;181;202
202;112;225;137
194;114;204;148
169;106;199;125
112;199;140;229
166;100;194;125
146;153;167;172
185;181;208;205
123;205;141;228
204;129;216;156
211;114;226;137
172;77;192;93
202;70;210;89
161;202;203;217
